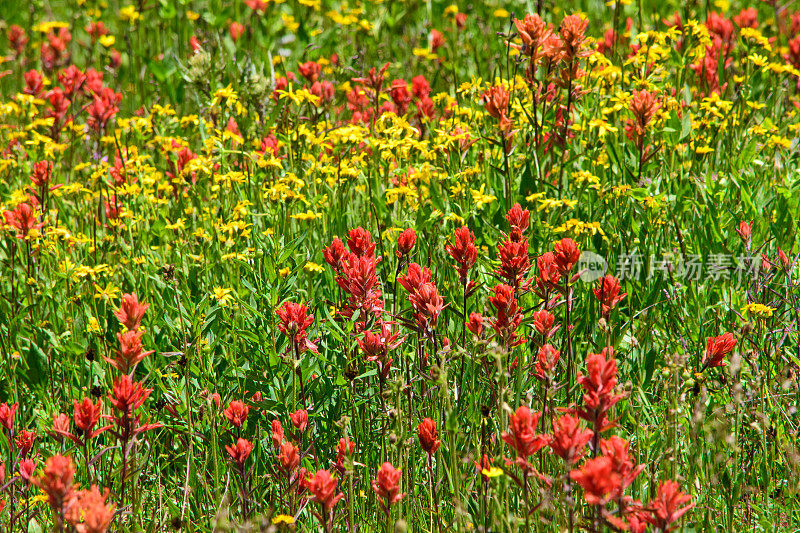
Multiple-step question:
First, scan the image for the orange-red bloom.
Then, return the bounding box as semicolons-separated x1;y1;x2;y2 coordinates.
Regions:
114;293;149;331
418;418;440;456
703;332;736;369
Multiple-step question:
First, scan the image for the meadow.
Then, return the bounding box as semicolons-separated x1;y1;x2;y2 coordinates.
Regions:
0;0;799;530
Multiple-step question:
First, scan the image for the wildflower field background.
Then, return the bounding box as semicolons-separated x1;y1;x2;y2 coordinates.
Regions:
0;0;799;530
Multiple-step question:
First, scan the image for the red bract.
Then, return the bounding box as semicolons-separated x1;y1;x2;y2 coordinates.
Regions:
86;87;121;131
347;227;376;257
536;252;562;289
418;418;440;456
276;301;319;354
107;375;151;415
105;330;154;374
466;312;484;336
398;262;431;294
372;462;405;512
336;438;356;472
225;438;254;467
648;480;694;531
15;430;36;456
534;344;560;381
115;293;149;331
501;406;549;468
600;436;645;495
3;203;45;239
0;401;18;433
532;309;556;338
570;456;619;505
497;238;531;290
593;275;626;314
335;252;384;321
474;454;492;482
482;85;509;120
489;284;525;349
358;321;404;379
446;226;477;287
396;228;417;257
390;79;412;114
323;237;348;271
35;454;76;515
223;400;249;429
73;397;108;441
279;441;300;473
408;281;445;332
19;458;36;483
65;484;116;533
271;420;284;450
549;414;592;464
553;238;581;275
298;61;321;82
307;469;344;512
290;409;309;431
574;348;623;433
703;332;736;369
505;203;530;238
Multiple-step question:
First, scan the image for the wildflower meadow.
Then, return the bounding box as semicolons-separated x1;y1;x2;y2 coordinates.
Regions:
0;0;799;531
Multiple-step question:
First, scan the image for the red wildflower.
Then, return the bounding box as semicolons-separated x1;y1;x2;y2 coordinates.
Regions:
323;237;348;271
19;458;37;483
505;203;530;237
290;409;309;431
418;418;440;456
501;406;549;467
489;284;525;348
279;441;300;473
225;438;254;467
115;293;149;331
223;400;249;429
466;312;484;336
65;484;116;533
553;238;581;275
276;301;319;354
496;237;531;290
336;438;356;471
482;85;510;120
298;61;321;83
73;397;107;441
271;419;284;450
34;454;76;514
474;454;492;482
534;344;560;381
648;481;694;531
600;436;645;495
372;462;405;512
593;275;626;314
3;203;45;239
396;228;417;257
408;281;445;331
735;220;751;245
307;469;344;512
0;402;18;433
703;332;736;369
398;262;432;294
536;252;562;289
570;456;619;505
15;430;36;456
390;79;412;114
532;309;556;338
574;348;623;433
549;414;592;464
358;321;404;379
347;227;376;257
105;330;154;374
